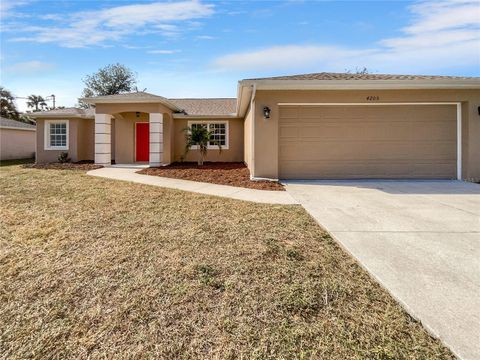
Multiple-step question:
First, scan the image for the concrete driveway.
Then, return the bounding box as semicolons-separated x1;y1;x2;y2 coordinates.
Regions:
284;180;480;360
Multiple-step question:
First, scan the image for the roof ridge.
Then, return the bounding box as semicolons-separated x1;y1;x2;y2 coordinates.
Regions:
245;72;480;81
169;97;236;100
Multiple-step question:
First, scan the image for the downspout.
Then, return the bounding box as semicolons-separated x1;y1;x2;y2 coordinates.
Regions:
250;84;256;179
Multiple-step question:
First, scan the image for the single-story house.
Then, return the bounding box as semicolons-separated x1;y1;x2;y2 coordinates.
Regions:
30;72;480;181
0;116;36;161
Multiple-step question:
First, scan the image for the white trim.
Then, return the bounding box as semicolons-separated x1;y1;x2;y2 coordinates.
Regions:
173;114;239;119
278;102;461;106
0;126;36;131
250;84;256;175
457;103;462;180
250;176;279;182
278;102;463;180
135;122;149;162
187;120;229;150
44;119;69;150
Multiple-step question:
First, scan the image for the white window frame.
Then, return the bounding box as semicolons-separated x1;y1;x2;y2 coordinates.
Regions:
187;120;229;150
44;119;69;150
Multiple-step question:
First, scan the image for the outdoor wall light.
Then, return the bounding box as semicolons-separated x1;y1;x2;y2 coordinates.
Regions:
263;106;271;119
136;112;140;118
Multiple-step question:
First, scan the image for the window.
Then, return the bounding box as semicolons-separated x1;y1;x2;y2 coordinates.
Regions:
45;120;69;150
188;121;229;149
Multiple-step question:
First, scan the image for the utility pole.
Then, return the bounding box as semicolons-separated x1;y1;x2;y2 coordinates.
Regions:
46;94;56;109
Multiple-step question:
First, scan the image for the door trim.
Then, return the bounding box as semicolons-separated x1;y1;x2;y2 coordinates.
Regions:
135;122;149;162
277;102;462;180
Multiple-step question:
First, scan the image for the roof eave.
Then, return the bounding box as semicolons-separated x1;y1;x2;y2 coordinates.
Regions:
80;97;182;112
0;126;36;131
28;113;93;119
172;113;240;119
239;79;480;90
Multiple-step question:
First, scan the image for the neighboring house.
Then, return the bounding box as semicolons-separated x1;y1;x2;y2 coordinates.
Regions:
0;117;36;161
30;72;480;181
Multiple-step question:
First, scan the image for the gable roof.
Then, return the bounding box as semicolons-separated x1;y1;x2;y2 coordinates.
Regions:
169;98;237;116
0;116;36;130
81;91;181;111
246;72;480;81
27;107;95;119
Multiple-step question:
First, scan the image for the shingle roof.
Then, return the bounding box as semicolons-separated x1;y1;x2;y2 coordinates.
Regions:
28;107;95;118
169;98;237;116
26;99;237;118
246;72;480;81
0;116;36;129
84;91;170;102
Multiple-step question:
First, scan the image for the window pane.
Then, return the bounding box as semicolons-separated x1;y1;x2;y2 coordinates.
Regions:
209;123;226;146
49;122;67;147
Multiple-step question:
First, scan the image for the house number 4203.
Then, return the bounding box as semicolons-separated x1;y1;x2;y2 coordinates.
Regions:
366;96;380;101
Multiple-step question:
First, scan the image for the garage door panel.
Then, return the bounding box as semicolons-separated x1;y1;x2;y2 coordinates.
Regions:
281;160;456;179
411;121;456;141
279;141;453;161
280;106;300;119
279;105;456;179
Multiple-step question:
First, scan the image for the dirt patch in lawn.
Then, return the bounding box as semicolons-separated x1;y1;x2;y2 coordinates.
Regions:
0;165;453;359
24;161;103;171
138;162;285;191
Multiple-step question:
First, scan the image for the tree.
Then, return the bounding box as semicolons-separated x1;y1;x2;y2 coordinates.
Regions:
183;125;222;166
26;95;48;112
345;67;370;74
0;86;20;120
79;63;137;108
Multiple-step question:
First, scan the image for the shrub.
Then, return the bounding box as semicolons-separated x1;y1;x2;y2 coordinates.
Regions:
58;152;71;163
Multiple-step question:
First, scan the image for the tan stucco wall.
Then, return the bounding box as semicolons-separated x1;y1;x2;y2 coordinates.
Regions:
252;89;480;180
36;118;81;163
0;128;36;160
173;118;244;162
243;104;253;171
77;118;94;161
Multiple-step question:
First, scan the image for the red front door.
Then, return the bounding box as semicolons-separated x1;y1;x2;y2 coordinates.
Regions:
136;122;149;162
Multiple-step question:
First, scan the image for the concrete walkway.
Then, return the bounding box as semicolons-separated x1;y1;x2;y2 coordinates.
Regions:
87;167;297;205
284;180;480;360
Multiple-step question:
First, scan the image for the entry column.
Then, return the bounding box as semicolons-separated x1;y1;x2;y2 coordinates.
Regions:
149;113;163;166
94;113;112;166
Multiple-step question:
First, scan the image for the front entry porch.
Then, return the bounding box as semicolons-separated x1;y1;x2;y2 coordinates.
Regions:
94;112;164;167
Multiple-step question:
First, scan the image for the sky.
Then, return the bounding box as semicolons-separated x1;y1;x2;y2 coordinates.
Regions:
1;0;479;112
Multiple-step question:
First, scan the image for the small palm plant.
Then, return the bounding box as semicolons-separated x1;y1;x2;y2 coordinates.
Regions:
183;125;222;165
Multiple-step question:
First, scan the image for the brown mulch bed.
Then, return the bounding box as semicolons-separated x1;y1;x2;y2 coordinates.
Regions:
138;162;285;191
24;161;103;171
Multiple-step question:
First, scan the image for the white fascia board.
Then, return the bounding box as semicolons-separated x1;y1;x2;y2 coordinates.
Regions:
239;79;480;90
29;114;93;119
0;126;36;131
80;97;181;111
235;84;254;118
172;114;240;119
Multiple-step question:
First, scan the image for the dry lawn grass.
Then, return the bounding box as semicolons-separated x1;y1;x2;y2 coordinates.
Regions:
0;165;452;359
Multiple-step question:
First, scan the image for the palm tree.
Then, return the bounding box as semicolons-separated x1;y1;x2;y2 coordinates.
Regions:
26;95;47;112
183;125;222;165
